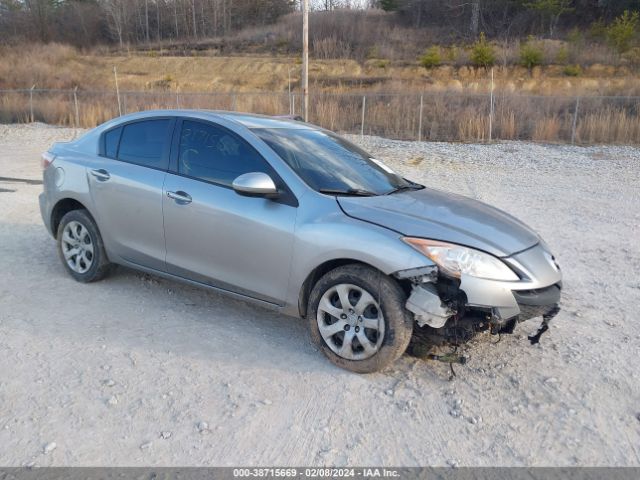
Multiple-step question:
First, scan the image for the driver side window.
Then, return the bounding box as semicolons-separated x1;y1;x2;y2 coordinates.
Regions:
178;120;271;187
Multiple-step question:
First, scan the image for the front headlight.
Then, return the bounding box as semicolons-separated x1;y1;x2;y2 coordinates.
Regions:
402;238;519;281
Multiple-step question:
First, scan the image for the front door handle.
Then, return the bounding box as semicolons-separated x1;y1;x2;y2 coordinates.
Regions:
90;169;110;181
167;190;192;204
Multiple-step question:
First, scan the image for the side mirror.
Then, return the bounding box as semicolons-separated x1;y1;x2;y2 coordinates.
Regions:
232;172;279;198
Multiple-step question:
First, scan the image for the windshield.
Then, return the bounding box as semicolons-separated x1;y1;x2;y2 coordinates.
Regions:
253;128;414;196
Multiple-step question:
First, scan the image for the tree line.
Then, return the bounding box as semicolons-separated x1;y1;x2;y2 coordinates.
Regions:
381;0;640;39
0;0;296;46
0;0;638;48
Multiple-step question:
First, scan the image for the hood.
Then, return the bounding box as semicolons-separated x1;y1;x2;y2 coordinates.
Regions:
337;188;540;257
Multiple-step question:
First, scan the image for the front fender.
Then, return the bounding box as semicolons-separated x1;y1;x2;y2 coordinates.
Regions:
283;198;433;316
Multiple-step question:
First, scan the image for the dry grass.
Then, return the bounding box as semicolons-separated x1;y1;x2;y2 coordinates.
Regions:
496;109;517;138
2;89;639;144
1;44;639;144
533;116;562;142
0;44;83;90
577;108;640;144
2;43;640;97
458;112;490;142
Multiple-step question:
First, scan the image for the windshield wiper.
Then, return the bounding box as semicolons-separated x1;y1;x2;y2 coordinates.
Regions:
385;183;424;195
319;188;377;197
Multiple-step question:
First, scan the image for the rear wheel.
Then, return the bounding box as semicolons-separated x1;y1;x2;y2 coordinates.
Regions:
57;209;111;283
308;264;413;373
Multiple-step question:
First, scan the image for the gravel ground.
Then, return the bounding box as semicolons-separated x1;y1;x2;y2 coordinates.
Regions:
0;123;639;467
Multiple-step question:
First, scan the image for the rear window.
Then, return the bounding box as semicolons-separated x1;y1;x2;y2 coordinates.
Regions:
117;119;173;169
104;127;121;158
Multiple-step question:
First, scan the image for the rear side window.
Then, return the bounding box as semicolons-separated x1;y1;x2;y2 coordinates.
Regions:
103;127;121;158
178;120;272;186
117;119;173;170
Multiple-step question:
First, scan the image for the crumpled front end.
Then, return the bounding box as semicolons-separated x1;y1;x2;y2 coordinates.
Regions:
395;243;562;348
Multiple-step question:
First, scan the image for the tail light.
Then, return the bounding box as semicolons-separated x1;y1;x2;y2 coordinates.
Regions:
41;151;56;170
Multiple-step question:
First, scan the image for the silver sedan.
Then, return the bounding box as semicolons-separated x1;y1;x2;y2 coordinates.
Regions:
39;110;562;373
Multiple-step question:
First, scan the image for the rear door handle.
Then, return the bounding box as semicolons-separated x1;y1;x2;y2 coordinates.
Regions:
90;169;110;181
167;190;192;204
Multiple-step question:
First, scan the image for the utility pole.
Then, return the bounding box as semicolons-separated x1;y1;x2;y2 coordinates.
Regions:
302;0;309;122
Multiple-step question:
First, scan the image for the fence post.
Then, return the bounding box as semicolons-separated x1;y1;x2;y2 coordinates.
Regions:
29;85;35;123
73;87;79;130
288;68;293;115
232;93;237;111
488;68;494;142
113;66;122;116
176;85;180;108
360;95;366;137
418;94;424;142
571;96;580;144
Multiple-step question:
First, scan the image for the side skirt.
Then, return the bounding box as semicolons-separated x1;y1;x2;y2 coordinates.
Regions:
113;258;287;313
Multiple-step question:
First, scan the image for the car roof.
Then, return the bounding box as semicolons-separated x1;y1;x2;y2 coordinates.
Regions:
109;109;315;130
216;111;311;129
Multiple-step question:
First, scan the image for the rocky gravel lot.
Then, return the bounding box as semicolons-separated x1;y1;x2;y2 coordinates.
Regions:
0;123;639;466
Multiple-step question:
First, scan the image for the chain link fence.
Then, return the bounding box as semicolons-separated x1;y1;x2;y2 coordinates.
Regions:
1;88;639;144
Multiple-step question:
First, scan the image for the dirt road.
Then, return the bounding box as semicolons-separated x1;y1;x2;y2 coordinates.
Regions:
0;124;639;467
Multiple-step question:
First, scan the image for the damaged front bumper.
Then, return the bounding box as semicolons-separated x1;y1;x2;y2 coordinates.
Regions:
395;243;562;346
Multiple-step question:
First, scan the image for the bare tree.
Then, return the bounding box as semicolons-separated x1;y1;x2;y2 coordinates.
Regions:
470;0;480;36
192;0;197;39
156;0;161;40
103;0;127;48
24;0;53;42
145;0;150;42
173;0;179;39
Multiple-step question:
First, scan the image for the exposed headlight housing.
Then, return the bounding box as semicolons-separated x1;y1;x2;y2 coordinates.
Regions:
402;238;519;281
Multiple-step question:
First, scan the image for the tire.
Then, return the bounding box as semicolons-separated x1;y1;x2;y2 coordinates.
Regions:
56;209;111;283
308;264;413;373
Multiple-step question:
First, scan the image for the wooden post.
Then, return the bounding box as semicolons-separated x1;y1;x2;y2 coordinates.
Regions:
288;67;293;115
29;85;35;123
418;94;424;142
360;95;366;137
73;86;79;129
489;68;494;142
302;0;309;122
571;97;580;144
114;66;122;116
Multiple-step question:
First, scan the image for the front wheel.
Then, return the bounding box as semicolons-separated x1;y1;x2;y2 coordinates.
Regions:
307;264;413;373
